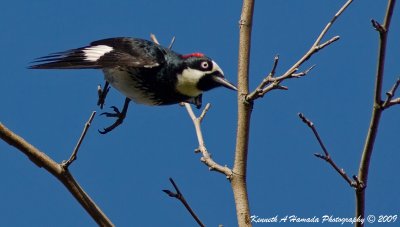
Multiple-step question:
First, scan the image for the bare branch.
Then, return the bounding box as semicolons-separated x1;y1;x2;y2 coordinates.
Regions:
247;0;353;102
357;1;397;225
163;178;205;227
0;122;113;226
62;111;96;168
234;0;255;226
184;103;233;178
382;77;400;109
251;66;315;99
298;113;357;188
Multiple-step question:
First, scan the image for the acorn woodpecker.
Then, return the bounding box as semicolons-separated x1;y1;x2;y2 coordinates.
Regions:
30;37;237;133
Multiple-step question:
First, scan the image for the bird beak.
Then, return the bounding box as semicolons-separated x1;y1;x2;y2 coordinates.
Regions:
213;76;238;91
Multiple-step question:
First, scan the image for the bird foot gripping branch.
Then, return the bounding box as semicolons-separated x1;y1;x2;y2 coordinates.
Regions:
30;37;237;134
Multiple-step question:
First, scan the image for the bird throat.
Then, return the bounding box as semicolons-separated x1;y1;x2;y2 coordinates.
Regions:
176;68;203;97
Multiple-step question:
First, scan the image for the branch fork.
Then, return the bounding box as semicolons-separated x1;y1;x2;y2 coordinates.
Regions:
371;19;386;34
163;178;205;227
298;113;364;190
382;77;400;109
184;103;234;179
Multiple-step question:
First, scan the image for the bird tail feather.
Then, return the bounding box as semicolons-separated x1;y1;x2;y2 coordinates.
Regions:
29;48;101;69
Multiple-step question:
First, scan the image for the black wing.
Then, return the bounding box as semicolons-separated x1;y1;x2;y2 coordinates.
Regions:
29;37;166;69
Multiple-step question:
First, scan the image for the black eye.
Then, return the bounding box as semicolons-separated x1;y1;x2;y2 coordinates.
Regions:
200;61;210;70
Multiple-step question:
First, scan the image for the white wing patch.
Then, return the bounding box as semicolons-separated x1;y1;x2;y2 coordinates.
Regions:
143;62;160;68
83;45;113;62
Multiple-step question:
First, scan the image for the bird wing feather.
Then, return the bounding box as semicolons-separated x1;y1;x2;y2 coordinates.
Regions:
29;37;165;70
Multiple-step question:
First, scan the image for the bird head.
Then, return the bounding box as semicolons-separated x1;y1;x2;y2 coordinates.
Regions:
176;53;237;98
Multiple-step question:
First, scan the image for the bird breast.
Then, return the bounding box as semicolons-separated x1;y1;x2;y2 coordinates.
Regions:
103;68;159;105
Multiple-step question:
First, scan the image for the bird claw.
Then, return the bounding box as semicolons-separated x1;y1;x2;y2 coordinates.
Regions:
100;106;121;117
98;120;123;134
98;98;130;134
98;106;126;134
186;94;202;109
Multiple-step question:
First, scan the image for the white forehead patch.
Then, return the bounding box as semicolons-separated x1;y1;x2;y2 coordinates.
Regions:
83;45;113;62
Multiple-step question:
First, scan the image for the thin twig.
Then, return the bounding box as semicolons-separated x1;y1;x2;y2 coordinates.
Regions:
198;103;211;122
62;111;96;168
298;113;357;188
163;178;205;227
315;36;341;51
382;77;400;109
291;65;316;78
389;97;400;106
0;122;113;226
247;0;353;101
184;103;233;178
168;36;176;49
150;33;159;45
248;55;279;99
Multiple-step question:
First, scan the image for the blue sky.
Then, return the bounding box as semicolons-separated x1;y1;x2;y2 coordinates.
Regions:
1;0;399;226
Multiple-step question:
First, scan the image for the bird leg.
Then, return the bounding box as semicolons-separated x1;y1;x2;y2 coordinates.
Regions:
98;97;130;134
185;94;202;109
97;81;110;109
193;94;202;109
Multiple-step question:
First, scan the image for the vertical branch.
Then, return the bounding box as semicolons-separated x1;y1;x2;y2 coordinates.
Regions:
233;0;255;226
356;0;396;226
